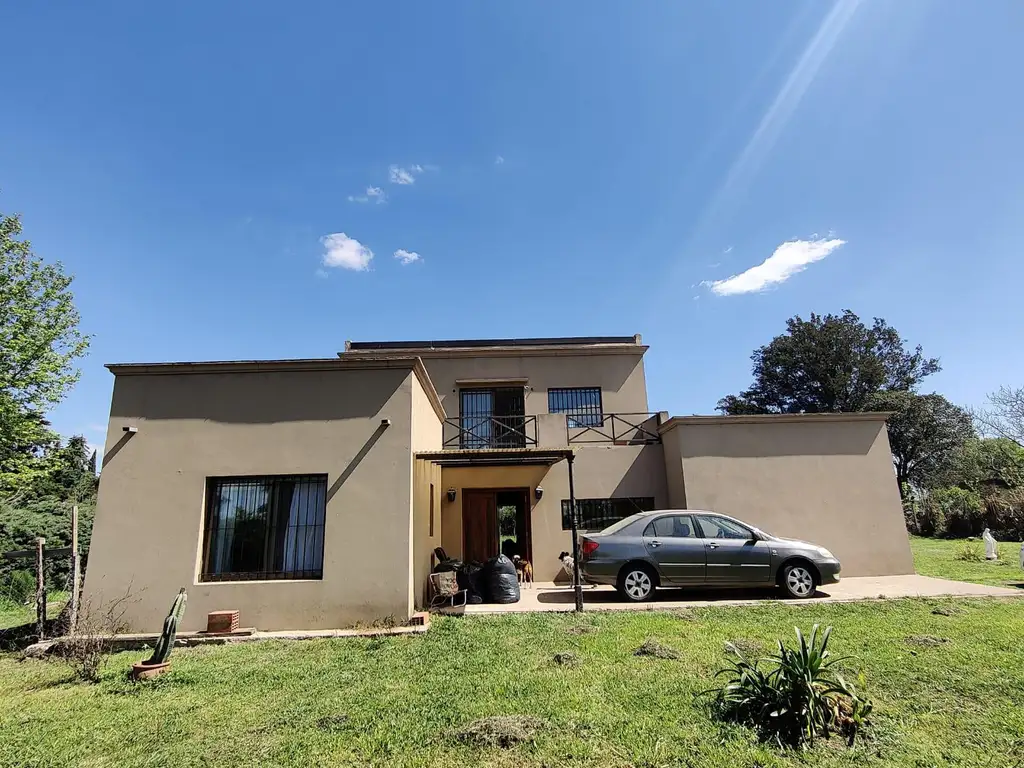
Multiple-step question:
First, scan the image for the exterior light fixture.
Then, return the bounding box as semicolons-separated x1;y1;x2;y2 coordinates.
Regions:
122;426;138;433
446;488;457;503
534;486;544;500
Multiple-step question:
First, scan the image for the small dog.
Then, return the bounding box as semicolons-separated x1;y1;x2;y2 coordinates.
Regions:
512;555;533;587
558;551;578;586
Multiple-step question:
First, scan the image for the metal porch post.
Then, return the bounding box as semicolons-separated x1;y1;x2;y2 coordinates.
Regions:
567;453;583;612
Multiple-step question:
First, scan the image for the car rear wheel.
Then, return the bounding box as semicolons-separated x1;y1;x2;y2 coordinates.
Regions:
618;565;656;602
780;563;816;598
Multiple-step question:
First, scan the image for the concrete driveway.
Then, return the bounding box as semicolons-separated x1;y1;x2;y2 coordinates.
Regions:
451;575;1024;614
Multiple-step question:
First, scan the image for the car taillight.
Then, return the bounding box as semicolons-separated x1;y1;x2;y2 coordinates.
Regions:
581;539;599;558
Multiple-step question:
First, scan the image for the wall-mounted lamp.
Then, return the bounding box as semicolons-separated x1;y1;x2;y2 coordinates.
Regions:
380;418;391;427
534;486;544;500
446;488;457;503
122;425;138;434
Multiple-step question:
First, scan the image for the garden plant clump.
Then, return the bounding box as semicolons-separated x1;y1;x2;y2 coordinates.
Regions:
709;624;872;749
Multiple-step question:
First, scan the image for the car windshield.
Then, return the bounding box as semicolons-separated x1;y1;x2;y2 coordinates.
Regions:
600;513;647;535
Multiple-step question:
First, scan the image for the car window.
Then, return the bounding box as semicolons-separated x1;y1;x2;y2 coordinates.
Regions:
644;515;696;538
695;515;753;540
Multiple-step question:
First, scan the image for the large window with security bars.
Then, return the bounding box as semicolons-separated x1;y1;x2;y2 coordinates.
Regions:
201;474;327;581
561;496;655;530
548;387;603;428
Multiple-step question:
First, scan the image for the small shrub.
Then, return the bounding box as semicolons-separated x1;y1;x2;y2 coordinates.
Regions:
954;541;984;561
56;590;133;683
708;624;872;749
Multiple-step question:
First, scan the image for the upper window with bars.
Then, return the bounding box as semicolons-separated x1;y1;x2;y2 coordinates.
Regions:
548;387;603;428
201;474;327;582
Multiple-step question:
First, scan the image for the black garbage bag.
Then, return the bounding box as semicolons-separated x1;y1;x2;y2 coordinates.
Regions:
484;554;520;604
462;563;487;602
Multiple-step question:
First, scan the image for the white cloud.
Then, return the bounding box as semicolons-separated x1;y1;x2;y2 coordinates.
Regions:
321;233;374;271
705;237;845;296
389;165;416;185
348;186;387;204
494;155;505;165
410;164;424;173
314;268;329;279
394;249;421;265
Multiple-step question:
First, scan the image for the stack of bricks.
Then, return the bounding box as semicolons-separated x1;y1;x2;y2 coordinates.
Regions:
206;610;240;634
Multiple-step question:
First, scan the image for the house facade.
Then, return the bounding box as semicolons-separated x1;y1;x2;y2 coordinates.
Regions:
83;335;914;632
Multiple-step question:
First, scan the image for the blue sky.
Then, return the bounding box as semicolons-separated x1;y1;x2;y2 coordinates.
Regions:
2;0;1023;455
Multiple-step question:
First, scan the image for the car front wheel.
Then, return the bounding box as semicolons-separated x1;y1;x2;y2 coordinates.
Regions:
780;563;817;598
618;566;656;602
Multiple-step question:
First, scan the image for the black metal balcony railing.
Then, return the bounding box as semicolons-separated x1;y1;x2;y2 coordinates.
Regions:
566;413;661;445
443;415;538;449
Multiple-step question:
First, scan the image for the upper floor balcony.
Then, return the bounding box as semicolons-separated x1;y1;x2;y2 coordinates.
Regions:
442;412;663;449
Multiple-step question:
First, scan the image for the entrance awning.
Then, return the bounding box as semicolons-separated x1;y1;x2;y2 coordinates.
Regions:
416;448;575;467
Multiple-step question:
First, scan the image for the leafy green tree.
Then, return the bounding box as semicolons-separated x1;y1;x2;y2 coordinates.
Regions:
929;437;1024;491
32;435;98;500
0;211;90;494
717;310;939;414
866;391;974;497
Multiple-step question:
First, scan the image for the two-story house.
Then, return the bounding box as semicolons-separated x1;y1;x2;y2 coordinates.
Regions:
83;335;914;631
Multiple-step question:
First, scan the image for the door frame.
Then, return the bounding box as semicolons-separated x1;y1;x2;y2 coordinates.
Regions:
461;487;532;563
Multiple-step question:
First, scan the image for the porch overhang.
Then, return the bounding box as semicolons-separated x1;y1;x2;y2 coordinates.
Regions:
416;447;575;467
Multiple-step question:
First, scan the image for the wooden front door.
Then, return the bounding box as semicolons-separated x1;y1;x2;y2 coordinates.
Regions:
463;490;498;564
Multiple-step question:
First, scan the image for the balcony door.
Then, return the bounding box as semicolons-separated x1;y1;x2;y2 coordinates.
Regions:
460;387;526;448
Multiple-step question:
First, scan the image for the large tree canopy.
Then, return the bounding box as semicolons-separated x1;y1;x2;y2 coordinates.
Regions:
866;390;973;494
717;310;940;415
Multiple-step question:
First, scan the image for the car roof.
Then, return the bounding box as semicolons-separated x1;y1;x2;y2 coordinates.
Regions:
634;509;721;517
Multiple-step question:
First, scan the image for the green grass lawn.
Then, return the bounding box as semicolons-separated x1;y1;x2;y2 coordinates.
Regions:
2;598;1024;767
0;592;68;632
911;536;1024;589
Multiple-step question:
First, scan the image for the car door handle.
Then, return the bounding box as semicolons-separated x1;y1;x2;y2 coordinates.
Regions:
649;539;661;548
706;543;719;549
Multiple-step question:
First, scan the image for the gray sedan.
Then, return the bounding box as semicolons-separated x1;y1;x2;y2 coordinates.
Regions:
579;510;841;601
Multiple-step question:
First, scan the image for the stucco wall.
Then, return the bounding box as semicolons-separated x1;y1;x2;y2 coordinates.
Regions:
662;416;914;577
410;376;444;607
412;459;442;608
83;366;419;632
438;444;668;581
419;351;649;417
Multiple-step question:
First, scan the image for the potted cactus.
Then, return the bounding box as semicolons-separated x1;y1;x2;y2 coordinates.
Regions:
132;588;187;680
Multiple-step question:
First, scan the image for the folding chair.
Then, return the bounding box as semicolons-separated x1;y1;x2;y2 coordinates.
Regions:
429;571;468;610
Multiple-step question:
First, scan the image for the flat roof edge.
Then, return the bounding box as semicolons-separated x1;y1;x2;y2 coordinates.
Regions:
105;356;424;376
347;335;641;351
659;411;893;432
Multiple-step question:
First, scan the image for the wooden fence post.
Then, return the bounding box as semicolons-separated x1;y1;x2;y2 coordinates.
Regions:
35;537;46;640
69;504;81;632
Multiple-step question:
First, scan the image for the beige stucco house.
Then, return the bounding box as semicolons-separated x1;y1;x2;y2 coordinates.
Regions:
83;335;914;631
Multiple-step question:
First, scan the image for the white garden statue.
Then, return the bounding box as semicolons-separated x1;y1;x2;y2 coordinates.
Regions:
982;528;998;560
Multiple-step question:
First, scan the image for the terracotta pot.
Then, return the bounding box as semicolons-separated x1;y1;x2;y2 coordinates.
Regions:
131;661;170;680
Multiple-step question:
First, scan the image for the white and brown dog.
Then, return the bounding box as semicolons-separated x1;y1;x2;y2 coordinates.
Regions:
512;555;533;587
558;551;578;586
